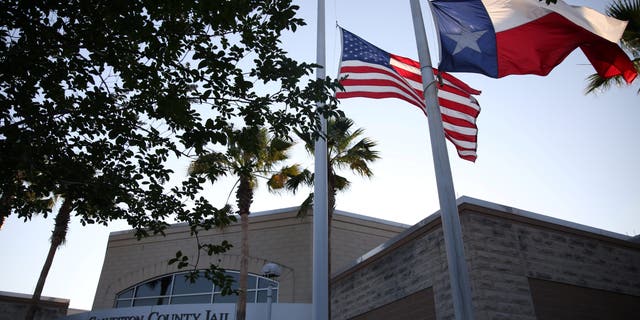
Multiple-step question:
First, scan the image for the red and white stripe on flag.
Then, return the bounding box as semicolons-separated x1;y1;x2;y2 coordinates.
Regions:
337;53;481;162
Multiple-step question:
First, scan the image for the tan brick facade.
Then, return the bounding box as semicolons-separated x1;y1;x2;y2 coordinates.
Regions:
0;291;69;320
331;198;640;320
92;208;407;310
91;198;640;319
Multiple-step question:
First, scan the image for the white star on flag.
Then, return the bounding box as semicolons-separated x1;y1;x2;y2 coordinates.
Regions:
445;29;487;54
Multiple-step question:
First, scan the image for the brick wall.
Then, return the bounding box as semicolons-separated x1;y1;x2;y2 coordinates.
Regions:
92;209;405;310
331;202;640;320
350;288;436;320
463;206;640;319
528;278;640;319
462;211;538;320
0;292;69;320
331;218;452;320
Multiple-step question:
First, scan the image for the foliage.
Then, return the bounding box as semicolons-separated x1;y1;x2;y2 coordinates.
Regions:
584;0;640;94
0;0;339;312
188;127;300;190
1;0;338;229
536;0;639;94
188;126;298;320
272;116;378;319
610;0;640;57
279;117;380;216
585;59;640;94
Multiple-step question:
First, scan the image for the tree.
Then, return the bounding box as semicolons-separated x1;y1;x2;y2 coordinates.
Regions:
585;0;640;94
1;1;338;318
284;117;379;220
188;126;298;320
25;198;70;320
275;116;379;315
278;116;379;318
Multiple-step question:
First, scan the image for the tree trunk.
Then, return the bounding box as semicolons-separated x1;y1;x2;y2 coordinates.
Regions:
236;177;253;320
237;212;249;320
327;165;336;320
25;198;72;320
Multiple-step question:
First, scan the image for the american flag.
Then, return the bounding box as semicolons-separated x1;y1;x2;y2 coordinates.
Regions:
336;29;481;162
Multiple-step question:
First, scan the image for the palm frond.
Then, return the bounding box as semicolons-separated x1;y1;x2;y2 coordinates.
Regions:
607;0;640;57
287;117;379;211
333;137;380;174
265;137;295;166
585;73;624;94
296;193;314;218
188;152;228;182
293;128;315;154
586;57;640;94
327;117;359;153
608;0;640;15
348;159;375;177
266;164;301;191
188;125;297;212
284;169;314;193
333;174;350;191
581;0;639;94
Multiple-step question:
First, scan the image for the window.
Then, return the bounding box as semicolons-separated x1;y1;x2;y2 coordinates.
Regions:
114;270;279;308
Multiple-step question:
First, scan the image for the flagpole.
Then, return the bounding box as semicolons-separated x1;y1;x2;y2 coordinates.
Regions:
409;0;475;319
312;0;329;319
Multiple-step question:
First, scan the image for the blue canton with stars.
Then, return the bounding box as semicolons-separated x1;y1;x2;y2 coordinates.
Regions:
431;0;498;77
342;29;392;68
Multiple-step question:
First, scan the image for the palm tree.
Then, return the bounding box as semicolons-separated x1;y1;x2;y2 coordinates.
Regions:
188;126;297;320
277;117;379;319
276;117;379;313
1;169;66;320
284;117;379;221
25;196;70;320
586;0;640;94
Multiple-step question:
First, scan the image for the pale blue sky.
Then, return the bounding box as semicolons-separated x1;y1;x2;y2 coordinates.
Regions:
0;0;638;310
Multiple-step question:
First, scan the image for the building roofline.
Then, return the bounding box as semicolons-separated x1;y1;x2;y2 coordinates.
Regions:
334;209;411;229
333;196;634;279
109;206;409;237
334;206;442;276
252;207;411;229
246;206;301;218
0;291;70;305
457;196;631;241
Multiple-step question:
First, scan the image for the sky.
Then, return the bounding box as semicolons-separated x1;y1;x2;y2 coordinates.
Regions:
1;0;638;311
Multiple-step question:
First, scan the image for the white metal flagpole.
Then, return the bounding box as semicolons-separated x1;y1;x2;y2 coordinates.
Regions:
409;0;475;319
312;0;329;319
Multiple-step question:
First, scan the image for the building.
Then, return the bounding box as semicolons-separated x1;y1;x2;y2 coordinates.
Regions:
91;207;408;310
64;197;640;320
332;197;640;319
0;291;71;320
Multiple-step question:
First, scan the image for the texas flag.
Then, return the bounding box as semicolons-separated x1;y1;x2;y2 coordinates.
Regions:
431;0;637;84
